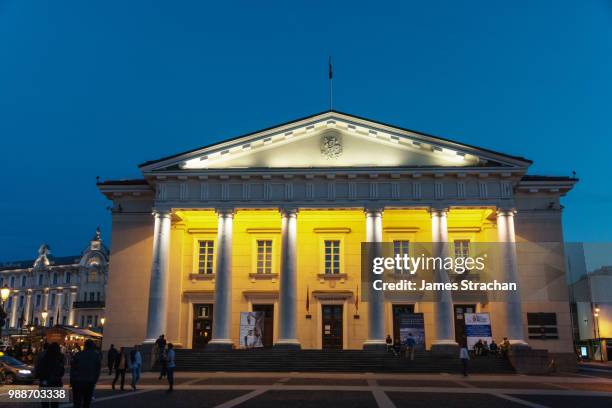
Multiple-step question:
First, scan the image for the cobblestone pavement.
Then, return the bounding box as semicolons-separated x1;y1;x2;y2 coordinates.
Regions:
1;371;612;408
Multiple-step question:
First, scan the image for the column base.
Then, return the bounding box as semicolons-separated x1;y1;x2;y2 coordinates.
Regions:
206;339;234;351
274;339;301;350
362;340;387;351
430;340;459;357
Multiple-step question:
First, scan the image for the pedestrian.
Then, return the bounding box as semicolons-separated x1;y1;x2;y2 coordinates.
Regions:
459;345;470;377
482;340;489;357
35;342;64;408
155;334;166;365
500;337;510;359
158;345;168;380
107;344;118;375
70;339;101;408
404;332;416;361
393;338;401;357
111;347;127;391
385;334;393;353
490;339;498;356
130;345;142;391
166;343;175;392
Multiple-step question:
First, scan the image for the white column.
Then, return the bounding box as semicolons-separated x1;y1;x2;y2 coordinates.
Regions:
24;290;32;325
68;288;77;326
10;292;19;328
55;289;64;325
276;208;300;348
364;208;386;349
209;209;234;348
431;208;458;348
143;210;172;343
497;209;528;346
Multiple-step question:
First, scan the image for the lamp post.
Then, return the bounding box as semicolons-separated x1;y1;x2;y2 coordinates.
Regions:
100;317;106;335
594;305;603;362
41;310;48;328
0;285;10;340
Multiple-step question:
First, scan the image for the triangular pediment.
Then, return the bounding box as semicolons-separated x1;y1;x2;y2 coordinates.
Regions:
140;111;531;173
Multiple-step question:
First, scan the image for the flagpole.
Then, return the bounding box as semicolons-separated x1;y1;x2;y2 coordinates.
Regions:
328;56;333;111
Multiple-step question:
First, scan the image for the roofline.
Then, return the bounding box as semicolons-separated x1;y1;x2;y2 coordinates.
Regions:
138;109;533;169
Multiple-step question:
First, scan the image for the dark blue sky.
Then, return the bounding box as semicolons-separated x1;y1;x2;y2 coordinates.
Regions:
1;1;611;261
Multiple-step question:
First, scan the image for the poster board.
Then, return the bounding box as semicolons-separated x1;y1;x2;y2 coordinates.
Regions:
464;312;492;350
398;313;426;350
239;311;265;348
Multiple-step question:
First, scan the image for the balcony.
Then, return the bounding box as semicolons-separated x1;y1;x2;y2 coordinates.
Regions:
72;301;105;309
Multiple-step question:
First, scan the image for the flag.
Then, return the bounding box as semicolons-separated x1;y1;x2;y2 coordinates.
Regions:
306;285;310;313
355;285;359;312
328;57;333;80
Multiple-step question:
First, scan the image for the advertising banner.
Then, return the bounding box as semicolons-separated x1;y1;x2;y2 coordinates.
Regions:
398;313;426;350
464;312;492;350
239;311;265;348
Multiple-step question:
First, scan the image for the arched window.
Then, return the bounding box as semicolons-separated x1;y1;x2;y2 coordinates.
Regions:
88;269;98;283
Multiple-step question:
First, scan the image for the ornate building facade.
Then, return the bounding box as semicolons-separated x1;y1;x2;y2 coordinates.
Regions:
97;111;577;358
0;230;108;331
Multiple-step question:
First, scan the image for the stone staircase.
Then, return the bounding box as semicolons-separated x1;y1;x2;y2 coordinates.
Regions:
163;349;515;373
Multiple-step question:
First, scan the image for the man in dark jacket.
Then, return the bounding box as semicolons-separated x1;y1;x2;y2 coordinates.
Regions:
70;339;101;408
107;344;118;375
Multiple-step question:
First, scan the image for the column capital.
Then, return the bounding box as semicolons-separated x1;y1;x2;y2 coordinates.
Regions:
496;207;517;217
215;208;235;218
429;207;448;217
279;207;298;217
364;207;384;217
152;209;172;219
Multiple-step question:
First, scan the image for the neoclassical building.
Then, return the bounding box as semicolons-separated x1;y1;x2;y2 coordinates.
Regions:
0;230;108;331
97;111;576;356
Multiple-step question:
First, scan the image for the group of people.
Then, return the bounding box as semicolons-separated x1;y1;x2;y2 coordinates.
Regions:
106;335;175;393
34;339;101;408
472;337;511;358
385;333;417;360
105;344;142;391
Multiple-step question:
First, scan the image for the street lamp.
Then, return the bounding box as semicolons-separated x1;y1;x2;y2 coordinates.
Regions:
41;310;48;328
100;317;106;335
594;304;604;362
0;284;10;339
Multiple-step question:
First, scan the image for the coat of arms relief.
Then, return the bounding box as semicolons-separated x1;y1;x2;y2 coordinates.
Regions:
320;132;343;159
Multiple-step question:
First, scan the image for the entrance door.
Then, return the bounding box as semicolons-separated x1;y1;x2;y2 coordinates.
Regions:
392;304;415;342
322;305;343;349
454;304;476;346
193;304;213;349
252;304;274;347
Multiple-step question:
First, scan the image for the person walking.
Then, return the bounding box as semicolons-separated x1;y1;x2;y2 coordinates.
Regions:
130;345;142;391
70;339;102;408
404;333;416;361
111;347;127;391
107;344;118;376
35;342;64;408
459;345;470;377
166;343;175;393
155;335;166;367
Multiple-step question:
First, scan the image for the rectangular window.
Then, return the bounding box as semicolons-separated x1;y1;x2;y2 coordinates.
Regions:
87;315;93;326
51;293;56;306
10;276;15;287
197;240;215;274
527;312;559;340
36;294;41;307
393;240;410;274
96;292;101;301
256;240;273;274
81;316;85;327
65;273;70;284
21;276;26;287
324;240;341;274
19;295;24;307
53;274;58;285
38;274;43;286
454;240;470;259
89;292;94;301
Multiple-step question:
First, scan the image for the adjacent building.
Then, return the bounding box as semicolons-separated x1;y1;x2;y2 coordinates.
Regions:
0;229;108;331
97;111;577;362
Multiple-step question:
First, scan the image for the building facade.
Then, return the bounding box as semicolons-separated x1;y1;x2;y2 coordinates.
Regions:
97;111;576;357
570;265;612;361
0;229;108;331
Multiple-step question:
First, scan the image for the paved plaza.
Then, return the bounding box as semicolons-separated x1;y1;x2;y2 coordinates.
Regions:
1;370;612;408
